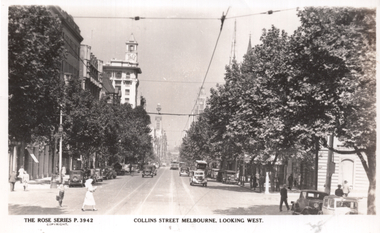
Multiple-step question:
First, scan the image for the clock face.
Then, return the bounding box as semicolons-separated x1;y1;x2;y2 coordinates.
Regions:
127;53;136;62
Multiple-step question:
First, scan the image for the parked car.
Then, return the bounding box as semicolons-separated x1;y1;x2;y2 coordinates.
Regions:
114;163;125;175
93;168;103;182
210;168;220;179
321;195;359;215
68;170;85;187
222;170;238;184
102;166;117;180
179;167;190;176
131;164;140;173
142;165;156;178
291;190;329;215
189;170;207;187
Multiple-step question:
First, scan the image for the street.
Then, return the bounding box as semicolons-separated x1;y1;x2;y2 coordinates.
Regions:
9;167;296;216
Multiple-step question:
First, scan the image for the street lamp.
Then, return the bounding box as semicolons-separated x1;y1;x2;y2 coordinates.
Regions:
58;123;63;183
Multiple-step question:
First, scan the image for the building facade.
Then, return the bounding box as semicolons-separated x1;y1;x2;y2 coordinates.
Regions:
9;6;84;180
103;34;141;108
79;45;103;100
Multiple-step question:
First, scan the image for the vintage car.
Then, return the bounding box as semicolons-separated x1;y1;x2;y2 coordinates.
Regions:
210;168;220;179
68;170;85;187
189;170;207;187
222;170;238;184
291;190;329;215
93;168;103;182
179;167;190;176
142;165;156;178
102;166;117;180
113;162;125;175
321;195;359;215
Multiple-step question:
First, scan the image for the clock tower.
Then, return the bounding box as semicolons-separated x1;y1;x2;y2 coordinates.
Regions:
103;33;141;107
125;33;138;64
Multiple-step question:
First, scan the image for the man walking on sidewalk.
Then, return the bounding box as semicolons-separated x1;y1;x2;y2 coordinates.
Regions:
279;184;290;212
9;171;17;191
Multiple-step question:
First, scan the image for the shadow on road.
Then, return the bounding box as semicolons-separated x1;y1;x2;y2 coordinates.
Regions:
205;184;255;193
213;204;291;215
9;204;68;215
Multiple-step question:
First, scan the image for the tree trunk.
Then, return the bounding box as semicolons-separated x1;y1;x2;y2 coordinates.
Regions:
365;150;376;215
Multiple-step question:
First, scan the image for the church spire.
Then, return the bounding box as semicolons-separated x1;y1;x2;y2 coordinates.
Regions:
247;33;252;54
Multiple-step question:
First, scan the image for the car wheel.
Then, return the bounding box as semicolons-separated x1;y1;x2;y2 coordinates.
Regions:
302;209;310;215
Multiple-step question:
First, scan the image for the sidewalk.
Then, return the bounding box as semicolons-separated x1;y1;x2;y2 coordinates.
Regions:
13;175;70;190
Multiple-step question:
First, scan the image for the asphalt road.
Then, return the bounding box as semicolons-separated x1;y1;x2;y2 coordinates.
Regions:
9;167;298;216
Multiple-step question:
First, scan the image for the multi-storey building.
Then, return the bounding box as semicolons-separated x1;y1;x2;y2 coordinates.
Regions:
10;6;84;180
48;6;83;83
103;34;141;108
79;45;103;100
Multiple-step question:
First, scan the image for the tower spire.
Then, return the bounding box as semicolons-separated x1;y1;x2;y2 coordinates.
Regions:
247;33;252;54
229;20;237;66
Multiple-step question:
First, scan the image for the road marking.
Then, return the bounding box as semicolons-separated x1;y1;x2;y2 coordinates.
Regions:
179;174;203;215
133;169;165;215
104;176;151;215
169;169;175;214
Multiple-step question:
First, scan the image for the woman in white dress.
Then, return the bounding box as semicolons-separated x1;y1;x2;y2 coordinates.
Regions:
81;179;97;211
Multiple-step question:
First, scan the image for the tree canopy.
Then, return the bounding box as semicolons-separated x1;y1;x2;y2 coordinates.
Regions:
180;7;376;214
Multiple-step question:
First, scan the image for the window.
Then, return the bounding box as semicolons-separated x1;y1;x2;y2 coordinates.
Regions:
125;98;130;102
124;80;132;86
116;72;122;78
125;89;130;95
115;86;121;93
115;80;122;85
329;199;334;208
323;198;329;207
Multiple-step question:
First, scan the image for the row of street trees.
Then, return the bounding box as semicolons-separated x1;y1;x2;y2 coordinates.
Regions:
9;6;155;170
180;7;376;214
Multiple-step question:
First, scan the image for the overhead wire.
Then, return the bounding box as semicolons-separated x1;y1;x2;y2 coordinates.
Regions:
182;7;230;135
69;7;299;134
72;8;297;21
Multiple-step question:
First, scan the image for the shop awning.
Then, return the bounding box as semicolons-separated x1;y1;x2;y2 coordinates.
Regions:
26;148;39;163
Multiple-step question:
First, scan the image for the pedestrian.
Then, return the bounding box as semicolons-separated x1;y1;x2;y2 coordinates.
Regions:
288;173;293;190
9;171;17;191
252;175;257;190
81;178;97;211
279;184;290;212
56;184;66;207
335;184;344;197
129;164;133;176
22;170;30;191
342;180;350;197
259;175;265;192
18;166;24;183
62;166;66;177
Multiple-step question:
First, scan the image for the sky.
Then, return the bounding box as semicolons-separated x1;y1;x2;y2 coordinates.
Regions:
2;0;378;151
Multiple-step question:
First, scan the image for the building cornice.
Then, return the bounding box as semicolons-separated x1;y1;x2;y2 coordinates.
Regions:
103;65;142;74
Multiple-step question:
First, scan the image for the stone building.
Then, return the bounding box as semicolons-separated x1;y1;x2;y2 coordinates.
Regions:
103;33;141;108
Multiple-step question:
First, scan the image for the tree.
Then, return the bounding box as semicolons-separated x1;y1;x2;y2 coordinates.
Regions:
287;7;376;214
8;6;65;145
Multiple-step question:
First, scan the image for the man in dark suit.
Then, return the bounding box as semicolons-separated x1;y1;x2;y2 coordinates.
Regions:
335;185;344;196
280;184;290;212
9;171;17;191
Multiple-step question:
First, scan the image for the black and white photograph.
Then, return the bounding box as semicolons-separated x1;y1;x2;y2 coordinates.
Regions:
2;0;379;232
